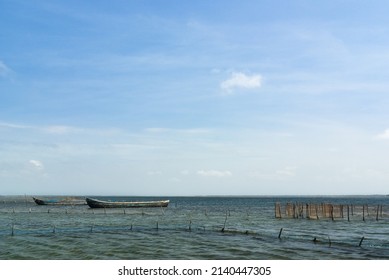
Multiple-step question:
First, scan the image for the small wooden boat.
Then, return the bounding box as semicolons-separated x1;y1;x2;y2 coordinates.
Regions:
33;197;87;206
85;197;170;208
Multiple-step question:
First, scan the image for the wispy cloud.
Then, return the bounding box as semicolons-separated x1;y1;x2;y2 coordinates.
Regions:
145;127;211;134
220;72;262;93
147;170;163;176
0;122;30;129
0;60;12;78
0;121;97;135
29;160;44;170
376;129;389;140
197;170;232;177
42;125;83;135
276;166;297;177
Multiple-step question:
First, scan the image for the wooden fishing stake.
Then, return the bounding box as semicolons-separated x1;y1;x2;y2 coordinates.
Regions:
292;204;295;218
278;228;283;239
330;205;334;221
305;204;309;219
359;236;365;247
11;224;14;236
156;222;159;231
221;212;228;232
130;224;133;230
362;205;365;221
53;225;56;234
275;203;282;218
90;225;93;233
347;205;350;222
376;205;379;221
189;220;192;231
328;235;332;247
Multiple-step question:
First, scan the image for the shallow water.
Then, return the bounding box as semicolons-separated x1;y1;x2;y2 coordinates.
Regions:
0;196;388;259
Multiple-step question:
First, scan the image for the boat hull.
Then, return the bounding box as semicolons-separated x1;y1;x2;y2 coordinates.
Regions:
33;197;86;206
86;197;169;208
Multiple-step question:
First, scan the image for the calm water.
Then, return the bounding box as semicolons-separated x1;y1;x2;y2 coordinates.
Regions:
0;196;388;259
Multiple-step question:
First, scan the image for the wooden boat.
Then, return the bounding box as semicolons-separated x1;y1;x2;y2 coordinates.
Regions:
85;197;170;208
33;197;87;206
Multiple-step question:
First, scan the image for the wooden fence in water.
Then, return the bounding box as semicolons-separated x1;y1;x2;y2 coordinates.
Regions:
275;202;386;221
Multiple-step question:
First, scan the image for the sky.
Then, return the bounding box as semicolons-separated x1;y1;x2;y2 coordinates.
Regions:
1;0;389;196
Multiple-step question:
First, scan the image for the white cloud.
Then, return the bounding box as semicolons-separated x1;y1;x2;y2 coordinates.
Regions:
170;177;181;182
276;166;297;177
376;129;389;140
181;170;190;175
145;127;210;134
29;160;44;170
220;72;262;93
42;125;81;135
145;127;170;133
148;170;162;176
0;122;29;129
197;170;232;177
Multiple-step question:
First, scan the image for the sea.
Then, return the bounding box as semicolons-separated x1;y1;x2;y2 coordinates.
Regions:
0;195;388;260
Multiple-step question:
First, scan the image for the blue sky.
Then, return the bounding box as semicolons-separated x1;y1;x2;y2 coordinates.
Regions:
1;0;389;195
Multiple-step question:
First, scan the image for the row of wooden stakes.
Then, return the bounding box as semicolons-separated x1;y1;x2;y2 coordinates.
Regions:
275;202;385;221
